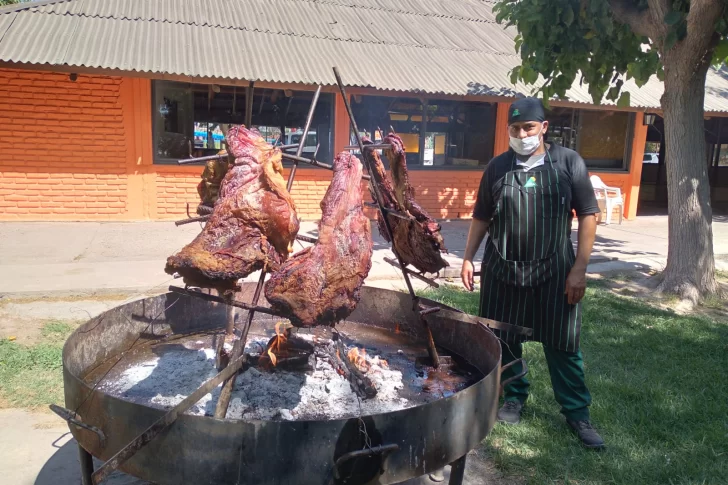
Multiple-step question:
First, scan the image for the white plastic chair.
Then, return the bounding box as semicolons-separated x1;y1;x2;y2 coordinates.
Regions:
590;175;623;225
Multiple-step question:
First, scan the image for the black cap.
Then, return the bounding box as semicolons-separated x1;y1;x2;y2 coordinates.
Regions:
508;97;545;125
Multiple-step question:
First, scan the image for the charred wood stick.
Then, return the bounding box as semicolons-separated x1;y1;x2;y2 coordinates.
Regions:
215;271;266;418
168;286;277;317
225;295;236;335
383;257;439;288
175;214;210;226
90;353;248;485
415;304;441;369
318;337;377;399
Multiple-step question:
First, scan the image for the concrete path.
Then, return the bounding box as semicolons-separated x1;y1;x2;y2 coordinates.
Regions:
1;215;727;295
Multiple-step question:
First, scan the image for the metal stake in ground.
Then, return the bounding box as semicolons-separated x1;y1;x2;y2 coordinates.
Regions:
332;66;440;367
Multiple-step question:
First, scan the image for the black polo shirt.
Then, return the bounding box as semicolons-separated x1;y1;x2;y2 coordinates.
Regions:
473;144;600;229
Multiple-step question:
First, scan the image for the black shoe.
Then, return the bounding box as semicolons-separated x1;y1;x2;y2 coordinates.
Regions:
567;419;605;449
497;400;523;424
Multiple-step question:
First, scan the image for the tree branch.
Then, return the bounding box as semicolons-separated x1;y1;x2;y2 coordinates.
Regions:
684;0;723;56
609;0;653;37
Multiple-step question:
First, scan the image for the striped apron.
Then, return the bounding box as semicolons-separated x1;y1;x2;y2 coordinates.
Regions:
478;153;582;352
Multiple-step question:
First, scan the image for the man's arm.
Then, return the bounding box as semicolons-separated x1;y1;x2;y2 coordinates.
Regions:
461;218;489;291
463;158;497;291
565;214;596;304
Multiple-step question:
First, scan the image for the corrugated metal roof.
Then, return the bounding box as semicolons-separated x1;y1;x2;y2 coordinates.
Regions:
1;0;727;112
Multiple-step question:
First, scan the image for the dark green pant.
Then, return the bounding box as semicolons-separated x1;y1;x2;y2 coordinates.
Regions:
501;341;592;421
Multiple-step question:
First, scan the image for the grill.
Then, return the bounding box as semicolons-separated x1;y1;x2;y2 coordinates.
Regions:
60;284;518;485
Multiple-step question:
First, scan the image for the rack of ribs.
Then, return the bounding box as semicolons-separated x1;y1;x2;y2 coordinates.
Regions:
264;151;373;327
165;126;300;292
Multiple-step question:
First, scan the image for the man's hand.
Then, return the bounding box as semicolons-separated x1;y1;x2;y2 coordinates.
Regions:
461;260;475;292
564;265;587;305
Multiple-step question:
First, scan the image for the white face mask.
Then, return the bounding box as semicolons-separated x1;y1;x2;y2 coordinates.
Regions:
509;128;543;156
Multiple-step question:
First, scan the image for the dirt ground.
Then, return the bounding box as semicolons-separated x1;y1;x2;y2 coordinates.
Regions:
0;292;149;344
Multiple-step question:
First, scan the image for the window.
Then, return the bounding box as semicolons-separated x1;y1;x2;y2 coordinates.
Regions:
547;107;634;171
152;81;333;164
350;95;496;169
153;82;194;160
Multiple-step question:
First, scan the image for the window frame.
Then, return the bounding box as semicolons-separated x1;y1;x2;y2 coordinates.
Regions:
151;80;335;167
151;80;197;165
573;109;634;173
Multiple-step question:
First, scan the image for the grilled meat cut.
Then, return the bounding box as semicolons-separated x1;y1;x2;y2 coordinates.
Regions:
386;134;447;250
165;126;299;291
363;134;449;274
264;151;373;327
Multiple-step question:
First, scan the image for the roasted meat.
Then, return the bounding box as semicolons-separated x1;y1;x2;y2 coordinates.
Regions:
165;126;299;291
363;134;449;274
264;151;373;327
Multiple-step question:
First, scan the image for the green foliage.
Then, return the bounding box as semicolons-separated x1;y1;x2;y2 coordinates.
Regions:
493;0;727;106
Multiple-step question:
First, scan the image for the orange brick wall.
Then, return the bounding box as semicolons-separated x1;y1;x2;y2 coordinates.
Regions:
0;69;128;219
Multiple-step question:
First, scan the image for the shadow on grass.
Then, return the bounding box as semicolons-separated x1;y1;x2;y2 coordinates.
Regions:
421;285;728;485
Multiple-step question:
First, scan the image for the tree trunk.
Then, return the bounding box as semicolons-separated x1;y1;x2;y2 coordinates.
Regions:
659;54;718;302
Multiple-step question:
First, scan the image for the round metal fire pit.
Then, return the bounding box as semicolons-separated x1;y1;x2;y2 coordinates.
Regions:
62;284;504;485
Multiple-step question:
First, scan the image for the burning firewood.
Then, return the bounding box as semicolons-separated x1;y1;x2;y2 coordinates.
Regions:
316;334;377;399
257;322;315;371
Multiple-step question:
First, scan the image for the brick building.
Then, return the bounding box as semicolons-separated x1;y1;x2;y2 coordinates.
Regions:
1;0;728;222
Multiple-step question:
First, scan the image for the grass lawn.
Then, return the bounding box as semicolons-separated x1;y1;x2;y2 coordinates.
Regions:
419;281;728;485
0;320;77;409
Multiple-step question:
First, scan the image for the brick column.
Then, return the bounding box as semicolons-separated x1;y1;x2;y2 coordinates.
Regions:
120;77;156;219
625;112;648;219
493;102;511;157
333;94;350;156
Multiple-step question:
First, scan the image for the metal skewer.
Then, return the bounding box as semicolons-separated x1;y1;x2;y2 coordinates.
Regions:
332;66;440;367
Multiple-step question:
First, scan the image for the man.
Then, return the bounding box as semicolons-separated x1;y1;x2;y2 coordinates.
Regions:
460;97;604;449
